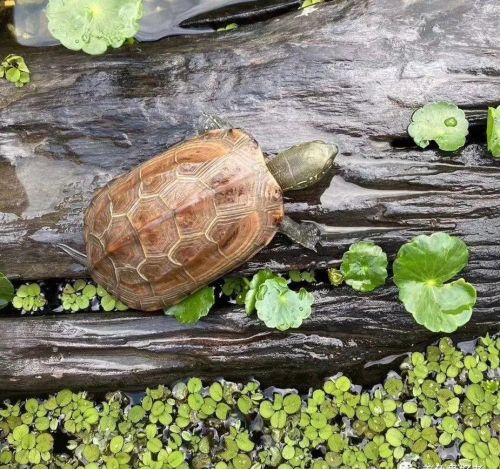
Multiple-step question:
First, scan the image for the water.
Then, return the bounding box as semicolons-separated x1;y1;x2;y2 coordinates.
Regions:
2;0;269;48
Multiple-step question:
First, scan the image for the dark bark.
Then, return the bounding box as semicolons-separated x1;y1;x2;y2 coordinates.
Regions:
180;0;301;28
0;0;498;396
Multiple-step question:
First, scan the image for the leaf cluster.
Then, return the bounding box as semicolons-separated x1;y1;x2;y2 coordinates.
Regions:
59;282;128;313
167;270;315;331
97;285;128;312
0;54;30;88
225;270;315;331
327;233;476;333
11;283;47;313
60;279;98;312
0;335;497;469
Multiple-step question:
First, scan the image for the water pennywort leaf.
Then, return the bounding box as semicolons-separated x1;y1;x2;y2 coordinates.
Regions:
255;278;314;331
340;242;388;292
0;272;14;310
408;102;469;151
164;287;215;324
393;232;476;333
46;0;144;55
244;269;281;316
487;105;500;158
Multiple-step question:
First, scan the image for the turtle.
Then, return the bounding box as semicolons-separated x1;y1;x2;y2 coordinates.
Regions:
60;115;338;311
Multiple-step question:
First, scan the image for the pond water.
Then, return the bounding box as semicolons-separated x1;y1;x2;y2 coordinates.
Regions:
2;0;278;48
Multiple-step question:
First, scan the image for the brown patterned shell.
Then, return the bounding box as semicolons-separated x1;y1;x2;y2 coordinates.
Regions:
84;129;284;311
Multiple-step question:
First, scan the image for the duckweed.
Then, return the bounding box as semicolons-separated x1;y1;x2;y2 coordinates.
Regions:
11;283;47;313
0;335;498;468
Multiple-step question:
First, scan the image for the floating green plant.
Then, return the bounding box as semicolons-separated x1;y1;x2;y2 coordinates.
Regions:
255;277;314;330
288;270;316;283
487;105;500;158
46;0;144;55
408;102;469;151
11;283;47;313
217;23;238;32
340;241;388;292
164;286;215;324
327;268;344;286
60;279;97;312
394;232;476;333
0;335;496;468
0;273;14;310
0;54;30;88
96;285;128;312
300;0;325;10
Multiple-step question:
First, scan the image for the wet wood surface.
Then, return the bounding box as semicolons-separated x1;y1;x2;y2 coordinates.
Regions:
0;0;499;395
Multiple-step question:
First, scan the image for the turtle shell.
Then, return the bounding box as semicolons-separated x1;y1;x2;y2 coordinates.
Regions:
84;129;284;311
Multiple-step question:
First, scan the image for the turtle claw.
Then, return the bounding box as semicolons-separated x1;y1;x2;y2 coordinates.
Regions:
298;221;321;252
279;216;321;252
198;113;233;133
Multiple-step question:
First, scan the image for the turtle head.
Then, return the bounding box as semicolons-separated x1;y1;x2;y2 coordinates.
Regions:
268;141;338;191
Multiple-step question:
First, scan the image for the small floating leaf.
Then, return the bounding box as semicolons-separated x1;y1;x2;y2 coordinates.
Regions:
487;105;500;157
164;287;215;324
327;268;344;286
299;0;325;9
0;273;14;310
5;67;20;83
408;102;469;151
217;23;238;32
0;54;31;87
255;278;314;331
244;270;281;316
340;242;388;292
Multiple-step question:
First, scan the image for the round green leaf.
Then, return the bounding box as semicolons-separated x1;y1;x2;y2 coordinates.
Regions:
237;396;253;415
110;435;124;454
209;382;223;402
128;405;145;423
5;67;21;83
167;450;184;467
255;278;314;331
244;269;280;315
408;102;469;151
385;428;403;447
394;232;476;333
46;0;144;55
101;295;116;312
83;444;100;463
340;242;388;292
283;394;302;414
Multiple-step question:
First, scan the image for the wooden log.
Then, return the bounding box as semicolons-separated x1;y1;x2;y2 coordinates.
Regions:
0;288;498;398
0;0;498;395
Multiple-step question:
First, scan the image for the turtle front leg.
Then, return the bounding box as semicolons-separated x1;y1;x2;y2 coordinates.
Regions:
198;113;234;132
279;216;320;252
